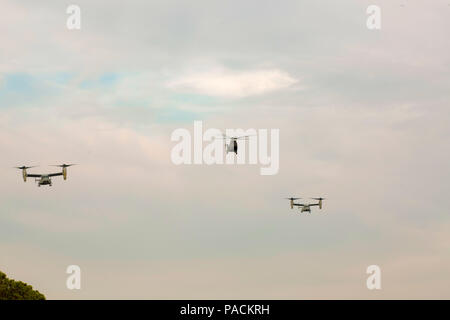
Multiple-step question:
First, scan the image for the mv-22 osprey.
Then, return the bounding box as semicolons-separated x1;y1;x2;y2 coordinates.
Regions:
285;197;326;213
15;164;75;187
216;134;253;155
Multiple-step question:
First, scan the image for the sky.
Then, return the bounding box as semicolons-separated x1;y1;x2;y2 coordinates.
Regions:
1;0;450;299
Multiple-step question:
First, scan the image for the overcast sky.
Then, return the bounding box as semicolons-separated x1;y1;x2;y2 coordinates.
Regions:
1;0;449;299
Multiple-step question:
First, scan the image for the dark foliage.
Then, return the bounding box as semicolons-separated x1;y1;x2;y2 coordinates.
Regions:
0;271;45;300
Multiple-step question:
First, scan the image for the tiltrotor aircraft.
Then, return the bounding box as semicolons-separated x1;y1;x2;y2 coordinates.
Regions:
217;134;253;154
15;164;75;187
285;197;326;213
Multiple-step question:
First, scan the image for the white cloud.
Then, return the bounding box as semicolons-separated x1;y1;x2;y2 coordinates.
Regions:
168;68;298;98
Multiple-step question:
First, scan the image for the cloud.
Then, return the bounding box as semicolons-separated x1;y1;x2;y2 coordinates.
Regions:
167;68;298;98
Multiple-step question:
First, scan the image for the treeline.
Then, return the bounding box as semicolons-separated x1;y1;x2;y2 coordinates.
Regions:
0;271;45;300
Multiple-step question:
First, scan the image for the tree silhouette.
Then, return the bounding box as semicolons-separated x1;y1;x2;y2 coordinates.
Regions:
0;271;45;300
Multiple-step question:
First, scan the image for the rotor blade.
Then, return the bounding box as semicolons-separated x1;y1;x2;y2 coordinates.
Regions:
216;135;255;140
15;165;38;169
50;164;76;167
215;133;232;139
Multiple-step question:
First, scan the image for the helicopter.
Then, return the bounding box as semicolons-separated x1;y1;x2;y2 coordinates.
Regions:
285;197;325;213
15;164;75;187
216;134;253;154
